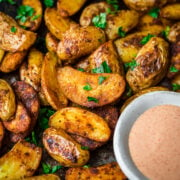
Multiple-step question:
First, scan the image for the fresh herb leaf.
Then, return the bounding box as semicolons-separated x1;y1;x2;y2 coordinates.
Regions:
106;0;119;13
25;131;37;145
126;86;133;97
83;164;91;168
77;68;85;72
118;27;126;37
0;0;16;5
162;26;170;39
140;34;155;45
31;14;41;21
20;25;27;29
92;12;107;29
124;59;139;71
92;61;112;73
11;26;17;33
44;0;54;7
81;146;89;150
83;83;92;91
148;8;160;18
170;66;179;73
42;163;62;174
87;97;99;103
51;165;63;173
98;76;107;84
172;84;180;91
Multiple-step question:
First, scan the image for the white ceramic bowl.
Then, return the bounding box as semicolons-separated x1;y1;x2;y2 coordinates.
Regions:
113;91;180;180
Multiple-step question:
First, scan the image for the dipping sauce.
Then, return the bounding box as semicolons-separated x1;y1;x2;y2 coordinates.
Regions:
129;104;180;180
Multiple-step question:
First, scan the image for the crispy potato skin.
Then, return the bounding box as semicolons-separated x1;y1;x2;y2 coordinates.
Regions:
49;107;111;143
126;37;169;92
65;162;127;180
0;121;4;148
0;51;27;73
0;79;16;121
160;3;180;20
57;25;106;61
0;12;37;52
41;52;68;110
44;8;73;40
57;0;86;17
57;66;126;107
0;141;42;180
24;174;61;180
43;127;90;167
0;48;5;63
19;0;43;31
167;22;180;43
45;32;59;53
105;10;139;40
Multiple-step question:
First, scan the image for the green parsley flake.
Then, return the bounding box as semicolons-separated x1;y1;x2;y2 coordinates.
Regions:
11;26;17;33
81;146;89;150
92;12;107;29
126;86;133;97
77;68;85;72
0;0;16;5
162;26;170;39
124;59;139;71
83;83;92;91
148;8;160;18
172;84;180;91
118;27;126;37
31;14;41;21
170;66;179;73
25;131;38;145
140;34;155;45
92;61;111;73
87;96;99;103
42;163;62;174
98;76;107;85
106;0;119;14
44;0;54;7
83;165;91;168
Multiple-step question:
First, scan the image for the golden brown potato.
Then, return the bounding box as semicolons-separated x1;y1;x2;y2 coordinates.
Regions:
120;86;169;112
57;25;106;61
57;66;125;107
0;12;37;52
3;101;31;134
0;48;5;64
0;121;4;148
43;127;90;167
49;107;111;143
57;0;86;17
171;74;180;92
66;162;126;180
80;2;111;27
0;140;42;179
160;3;180;20
0;51;27;73
87;41;124;75
123;0;167;12
45;32;59;53
74;58;90;72
105;10;139;40
41;52;68;110
18;0;43;31
0;79;16;121
24;174;61;180
44;8;73;40
167;22;180;43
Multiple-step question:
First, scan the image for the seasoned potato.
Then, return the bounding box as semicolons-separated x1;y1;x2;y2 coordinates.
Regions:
120;86;169;112
57;66;125;107
24;174;61;180
49;107;111;143
0;12;37;52
80;2;111;26
43;127;90;167
44;8;73;40
0;121;4;148
0;79;16;121
57;0;86;17
57;25;106;61
45;32;59;53
105;10;139;40
41;52;68;110
126;37;169;92
87;41;124;75
171;74;180;92
160;3;180;20
167;22;180;43
66;162;126;180
18;0;43;31
0;140;42;180
0;51;27;73
3;101;31;134
0;48;5;63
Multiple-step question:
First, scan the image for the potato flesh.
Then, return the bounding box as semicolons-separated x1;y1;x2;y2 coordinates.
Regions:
45;33;59;53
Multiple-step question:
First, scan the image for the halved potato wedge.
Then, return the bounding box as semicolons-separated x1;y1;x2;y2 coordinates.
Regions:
57;66;125;107
24;174;61;180
0;121;4;148
45;32;59;53
0;140;42;179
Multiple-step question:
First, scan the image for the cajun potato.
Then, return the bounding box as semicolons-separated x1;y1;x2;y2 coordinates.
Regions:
167;22;180;43
0;79;16;121
24;174;61;180
45;32;59;53
126;37;169;92
43;127;90;167
66;162;126;180
0;12;37;52
80;2;111;27
45;8;73;40
41;52;68;110
18;0;43;31
57;0;86;17
0;51;27;73
160;3;180;20
105;10;139;40
0;121;4;148
57;66;125;107
57;25;106;61
0;48;5;63
0;140;42;180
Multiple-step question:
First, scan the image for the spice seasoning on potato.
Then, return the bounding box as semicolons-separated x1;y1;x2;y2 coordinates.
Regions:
45;32;59;53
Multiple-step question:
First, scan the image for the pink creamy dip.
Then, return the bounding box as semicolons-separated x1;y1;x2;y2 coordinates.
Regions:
129;104;180;180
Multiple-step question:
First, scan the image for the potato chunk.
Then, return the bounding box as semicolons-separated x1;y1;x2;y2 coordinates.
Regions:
45;32;59;53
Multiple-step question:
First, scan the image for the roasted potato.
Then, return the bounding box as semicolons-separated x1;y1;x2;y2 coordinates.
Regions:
126;37;169;92
66;162;126;180
167;22;180;43
171;74;180;92
0;121;4;148
57;25;106;61
160;3;180;20
0;51;27;73
0;79;16;121
18;0;43;31
0;12;37;52
24;174;61;180
57;0;86;17
74;58;90;72
44;8;73;40
57;66;125;107
43;127;90;167
45;32;59;53
49;107;111;143
0;140;42;180
0;48;5;63
105;10;139;40
41;52;68;110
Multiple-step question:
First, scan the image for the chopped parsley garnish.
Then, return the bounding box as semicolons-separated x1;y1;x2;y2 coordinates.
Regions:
92;61;111;73
44;0;54;7
77;68;85;72
42;163;62;174
170;66;179;73
148;8;160;18
98;76;107;84
87;97;99;103
25;131;38;145
81;146;89;150
11;26;17;33
172;84;180;91
140;34;155;45
106;0;119;14
92;12;107;29
83;164;91;168
0;0;16;5
126;86;133;97
31;14;41;21
162;26;170;39
118;27;126;38
124;59;139;71
83;83;92;91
